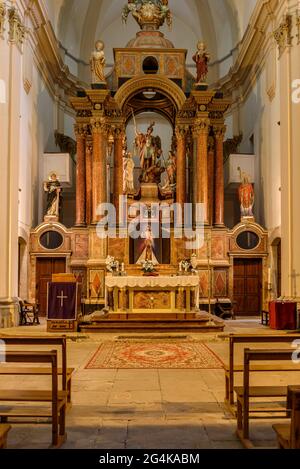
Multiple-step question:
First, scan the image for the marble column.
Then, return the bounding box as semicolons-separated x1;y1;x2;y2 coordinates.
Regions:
214;126;226;227
207;136;215;226
113;128;125;223
75;125;86;226
91;119;107;224
0;31;21;327
85;138;93;226
176;127;187;216
193;119;209;226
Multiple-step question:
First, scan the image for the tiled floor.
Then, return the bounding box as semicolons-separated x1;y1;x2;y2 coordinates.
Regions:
0;318;297;449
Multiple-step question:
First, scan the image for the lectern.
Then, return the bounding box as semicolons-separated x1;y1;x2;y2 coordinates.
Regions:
47;273;81;332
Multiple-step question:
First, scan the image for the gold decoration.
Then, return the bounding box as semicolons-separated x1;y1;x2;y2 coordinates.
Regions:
0;1;6;39
273;15;292;54
122;0;172;31
8;6;25;45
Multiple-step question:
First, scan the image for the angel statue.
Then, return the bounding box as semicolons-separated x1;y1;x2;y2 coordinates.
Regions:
193;41;210;84
44;173;62;220
90;40;106;84
238;167;255;218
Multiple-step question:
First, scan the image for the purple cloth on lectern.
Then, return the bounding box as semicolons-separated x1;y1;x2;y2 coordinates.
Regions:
47;283;77;320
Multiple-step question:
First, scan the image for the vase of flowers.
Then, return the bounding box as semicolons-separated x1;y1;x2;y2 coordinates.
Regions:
105;256;119;275
141;260;158;276
180;260;191;274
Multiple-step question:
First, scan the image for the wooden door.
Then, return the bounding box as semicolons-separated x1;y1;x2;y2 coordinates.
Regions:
233;259;262;316
36;258;66;316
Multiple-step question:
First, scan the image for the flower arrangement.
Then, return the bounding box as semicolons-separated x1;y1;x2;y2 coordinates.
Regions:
180;260;191;273
105;256;119;273
141;260;155;273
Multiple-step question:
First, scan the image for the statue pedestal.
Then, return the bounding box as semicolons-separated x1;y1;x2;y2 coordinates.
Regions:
241;216;255;224
140;183;159;201
44;215;59;223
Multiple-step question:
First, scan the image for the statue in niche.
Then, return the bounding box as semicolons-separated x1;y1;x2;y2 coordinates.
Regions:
160;150;176;198
238;167;255;218
134;119;163;184
123;152;135;195
193;41;210;84
90;40;106;84
44;173;62;220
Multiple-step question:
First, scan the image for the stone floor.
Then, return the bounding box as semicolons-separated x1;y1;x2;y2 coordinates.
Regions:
0;318;299;449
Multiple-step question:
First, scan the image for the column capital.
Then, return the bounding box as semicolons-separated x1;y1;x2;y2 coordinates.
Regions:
213;125;227;140
193;118;210;137
175;125;189;139
91;117;108;135
74;123;89;138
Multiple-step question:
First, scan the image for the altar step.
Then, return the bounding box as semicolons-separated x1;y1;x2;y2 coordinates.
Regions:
79;318;224;333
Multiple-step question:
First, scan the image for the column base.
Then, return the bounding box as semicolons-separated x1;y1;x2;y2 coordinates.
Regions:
214;223;226;229
75;223;87;228
0;298;19;328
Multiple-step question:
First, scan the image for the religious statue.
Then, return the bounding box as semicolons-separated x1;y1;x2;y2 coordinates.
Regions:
193;41;210;84
160;150;176;198
122;0;172;30
238;167;255;217
90;40;106;84
137;226;159;265
43;173;62;220
123;151;135;195
133;118;163;184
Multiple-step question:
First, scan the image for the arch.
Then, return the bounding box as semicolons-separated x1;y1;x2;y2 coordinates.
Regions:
114;75;186;112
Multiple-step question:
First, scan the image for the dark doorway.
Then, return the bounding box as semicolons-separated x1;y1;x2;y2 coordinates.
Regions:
233;258;262;316
36;258;66;316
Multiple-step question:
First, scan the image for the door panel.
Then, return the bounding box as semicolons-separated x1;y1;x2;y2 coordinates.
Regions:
233;259;262;316
36;258;66;316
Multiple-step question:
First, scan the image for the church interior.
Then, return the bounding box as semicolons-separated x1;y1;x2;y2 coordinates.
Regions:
0;0;300;452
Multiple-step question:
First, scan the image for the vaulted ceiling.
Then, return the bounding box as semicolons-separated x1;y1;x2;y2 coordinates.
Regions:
45;0;258;82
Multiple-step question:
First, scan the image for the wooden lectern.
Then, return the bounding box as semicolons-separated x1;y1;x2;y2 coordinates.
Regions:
47;273;81;332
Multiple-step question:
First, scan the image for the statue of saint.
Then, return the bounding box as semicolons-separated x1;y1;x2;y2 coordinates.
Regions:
44;173;62;219
238;167;255;217
193;41;210;84
165;150;176;186
137;226;159;265
133;119;163;183
123;152;135;194
90;40;106;84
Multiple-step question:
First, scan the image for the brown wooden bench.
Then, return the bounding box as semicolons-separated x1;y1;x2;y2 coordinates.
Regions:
0;424;11;449
273;386;300;449
235;348;300;448
0;336;74;404
225;333;300;409
0;350;67;448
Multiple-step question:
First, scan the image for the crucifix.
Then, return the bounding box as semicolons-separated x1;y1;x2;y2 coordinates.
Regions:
57;290;68;308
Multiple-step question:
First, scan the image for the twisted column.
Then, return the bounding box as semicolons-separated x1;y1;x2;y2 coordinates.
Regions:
75;124;87;227
214;125;226;227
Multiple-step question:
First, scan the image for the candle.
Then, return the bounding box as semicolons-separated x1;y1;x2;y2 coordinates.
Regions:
121;262;125;273
268;268;271;285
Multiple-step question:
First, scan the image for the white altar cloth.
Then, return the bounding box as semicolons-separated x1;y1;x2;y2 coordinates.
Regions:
105;275;199;289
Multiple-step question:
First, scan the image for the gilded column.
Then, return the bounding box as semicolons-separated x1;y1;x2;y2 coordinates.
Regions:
175;127;187;214
91;118;107;224
75;124;86;227
214;126;226;227
113;128;125;222
85;137;93;226
207;136;215;226
193;119;209;225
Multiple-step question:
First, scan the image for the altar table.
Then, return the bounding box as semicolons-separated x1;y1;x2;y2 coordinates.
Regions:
105;276;200;313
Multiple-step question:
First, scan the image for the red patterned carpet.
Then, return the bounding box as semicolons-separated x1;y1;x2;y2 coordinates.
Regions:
85;341;224;370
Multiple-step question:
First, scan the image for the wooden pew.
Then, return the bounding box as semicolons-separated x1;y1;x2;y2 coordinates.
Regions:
0;424;11;449
0;350;67;448
0;336;74;404
273;386;300;449
225;333;300;409
235;348;299;449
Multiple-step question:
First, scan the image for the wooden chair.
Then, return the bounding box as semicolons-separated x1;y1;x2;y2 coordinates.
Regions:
235;348;298;448
225;333;300;410
273;386;300;449
0;424;11;449
0;350;67;448
0;336;74;405
215;300;236;320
